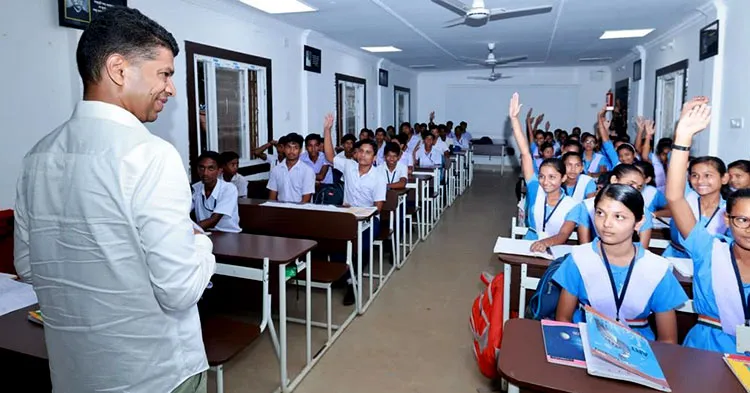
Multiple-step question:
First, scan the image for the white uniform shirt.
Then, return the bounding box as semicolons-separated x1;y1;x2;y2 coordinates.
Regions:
13;101;216;393
227;173;248;198
416;147;443;168
381;162;409;185
399;150;414;168
434;138;450;154
333;156;387;207
265;151;281;168
267;159;316;203
407;134;420;152
192;179;242;233
300;152;333;184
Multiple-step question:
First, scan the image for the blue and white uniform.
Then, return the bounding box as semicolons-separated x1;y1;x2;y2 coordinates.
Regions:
523;176;582;240
575;197;654;238
663;193;728;258
563;174;596;203
583;152;609;174
641;185;668;213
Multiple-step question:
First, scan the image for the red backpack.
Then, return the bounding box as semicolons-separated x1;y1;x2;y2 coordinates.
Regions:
469;272;505;379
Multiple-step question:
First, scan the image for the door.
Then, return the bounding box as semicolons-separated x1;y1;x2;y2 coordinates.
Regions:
655;69;685;141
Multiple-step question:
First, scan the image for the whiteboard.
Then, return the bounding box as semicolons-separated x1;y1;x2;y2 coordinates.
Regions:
445;85;580;143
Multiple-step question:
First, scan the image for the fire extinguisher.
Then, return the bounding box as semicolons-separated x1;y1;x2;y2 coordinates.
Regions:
605;89;614;111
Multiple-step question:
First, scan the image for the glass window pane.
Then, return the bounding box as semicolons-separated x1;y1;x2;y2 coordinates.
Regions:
215;67;244;155
345;85;356;135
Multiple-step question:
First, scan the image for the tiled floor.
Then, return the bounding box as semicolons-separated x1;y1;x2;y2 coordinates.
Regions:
212;171;518;393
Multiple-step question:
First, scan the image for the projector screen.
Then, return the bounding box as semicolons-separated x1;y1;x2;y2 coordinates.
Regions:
445;85;580;143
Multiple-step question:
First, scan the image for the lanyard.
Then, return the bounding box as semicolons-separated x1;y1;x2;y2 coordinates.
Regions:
565;180;579;198
698;197;721;229
387;169;396;184
542;194;565;233
600;244;637;322
729;243;750;326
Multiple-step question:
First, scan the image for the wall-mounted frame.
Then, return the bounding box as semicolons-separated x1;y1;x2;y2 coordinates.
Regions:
58;0;127;30
394;86;411;127
378;69;389;87
699;20;719;61
633;59;642;82
304;45;321;73
653;59;689;142
335;73;367;143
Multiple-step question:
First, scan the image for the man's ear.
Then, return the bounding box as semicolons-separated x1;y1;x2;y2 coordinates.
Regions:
105;54;128;87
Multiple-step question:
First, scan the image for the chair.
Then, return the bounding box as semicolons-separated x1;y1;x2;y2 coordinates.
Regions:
404;186;421;257
368;190;398;293
202;315;261;393
0;210;15;275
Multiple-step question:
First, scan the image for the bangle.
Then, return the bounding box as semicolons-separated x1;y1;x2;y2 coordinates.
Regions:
671;144;690;151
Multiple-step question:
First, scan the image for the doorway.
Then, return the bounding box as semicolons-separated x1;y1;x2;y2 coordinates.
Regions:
335;73;367;143
614;78;629;138
654;60;688;142
394;86;411;127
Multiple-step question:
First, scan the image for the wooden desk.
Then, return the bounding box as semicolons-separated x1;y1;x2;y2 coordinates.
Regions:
0;305;50;391
498;318;744;393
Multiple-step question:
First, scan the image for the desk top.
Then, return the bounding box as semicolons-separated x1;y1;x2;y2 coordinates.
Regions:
0;305;47;359
238;198;378;220
211;232;316;264
498;319;743;393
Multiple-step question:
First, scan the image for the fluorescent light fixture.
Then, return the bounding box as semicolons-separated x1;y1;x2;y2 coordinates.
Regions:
408;64;436;69
600;29;654;39
361;46;402;53
239;0;316;14
579;57;612;62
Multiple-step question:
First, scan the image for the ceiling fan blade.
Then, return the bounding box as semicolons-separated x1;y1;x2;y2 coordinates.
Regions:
488;5;553;21
496;55;529;65
431;0;471;16
467;76;490;80
458;56;486;64
443;16;467;28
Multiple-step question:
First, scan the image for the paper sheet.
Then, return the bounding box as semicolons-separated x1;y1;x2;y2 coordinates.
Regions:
667;257;694;277
0;278;37;317
493;237;571;260
260;201;377;219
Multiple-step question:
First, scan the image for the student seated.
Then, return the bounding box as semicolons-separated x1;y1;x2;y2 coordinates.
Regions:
576;164;656;248
509;93;582;252
453;125;471;151
375;127;387;166
428;124;450;155
220;151;248;198
381;142;408;190
301;133;333;184
664;97;750;354
359;128;374;141
725;160;750;197
634;161;668;214
533;142;556;173
267;133;315;203
396;133;414;174
323;114;386;306
336;134;357;160
561;152;596;202
581;132;610;176
401;122;420;152
253;136;286;168
415;131;443;169
561;139;582;155
192;151;241;233
554;184;688;342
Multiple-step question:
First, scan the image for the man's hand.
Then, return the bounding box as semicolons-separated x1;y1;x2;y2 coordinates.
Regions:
270;139;278;146
636;116;645;131
323;113;334;134
509;92;523;119
526;108;533;121
675;99;711;139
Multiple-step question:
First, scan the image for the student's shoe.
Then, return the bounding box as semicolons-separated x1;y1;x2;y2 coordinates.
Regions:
343;285;355;306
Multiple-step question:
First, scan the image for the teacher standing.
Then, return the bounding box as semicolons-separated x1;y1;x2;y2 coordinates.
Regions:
13;7;215;393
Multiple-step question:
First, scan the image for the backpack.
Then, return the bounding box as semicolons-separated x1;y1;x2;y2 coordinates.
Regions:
471;136;494;145
525;256;566;320
314;183;344;206
469;272;505;379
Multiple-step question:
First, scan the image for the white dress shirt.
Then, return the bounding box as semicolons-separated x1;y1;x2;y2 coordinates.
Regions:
227;173;248;198
192;179;242;233
376;143;386;166
407;134;420;152
267;159;316;203
381;162;409;185
333;156;387;207
265;151;281;168
399;150;414;168
14;101;216;393
416;147;443;168
300;152;333;184
434;138;450;154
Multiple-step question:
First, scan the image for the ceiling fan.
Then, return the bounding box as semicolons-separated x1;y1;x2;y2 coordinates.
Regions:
467;65;512;82
432;0;553;28
460;42;527;67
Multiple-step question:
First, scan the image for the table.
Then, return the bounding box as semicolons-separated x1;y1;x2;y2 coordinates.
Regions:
498;318;745;393
211;232;316;393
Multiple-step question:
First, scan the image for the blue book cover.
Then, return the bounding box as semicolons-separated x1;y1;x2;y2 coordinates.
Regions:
583;306;670;391
541;320;586;368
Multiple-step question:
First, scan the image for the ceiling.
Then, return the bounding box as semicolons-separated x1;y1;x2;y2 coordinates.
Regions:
264;0;709;70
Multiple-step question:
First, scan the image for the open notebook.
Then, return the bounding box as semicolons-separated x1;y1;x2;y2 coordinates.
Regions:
493;237;571;260
260;201;377;219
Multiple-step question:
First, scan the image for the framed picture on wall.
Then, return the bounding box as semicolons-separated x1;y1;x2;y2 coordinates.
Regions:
58;0;127;30
304;45;322;73
633;59;642;81
378;69;389;87
699;20;719;61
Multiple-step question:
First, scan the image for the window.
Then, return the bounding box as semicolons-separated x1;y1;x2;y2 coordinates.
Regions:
335;73;366;143
653;60;688;142
186;42;273;180
394;86;411;127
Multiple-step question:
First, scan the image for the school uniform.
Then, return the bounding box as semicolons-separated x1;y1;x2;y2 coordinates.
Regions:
226;173;248;198
533;157;544;174
553;239;688;340
523;175;582;240
601;141;620;167
381;162;408;185
575;197;654;237
434;138;450;154
681;224;747;354
266;159;316;203
416;147;443;168
300;152;333;184
641;185;668;213
454;134;471;151
406;134;420;152
265;151;282;169
192;179;242;233
399;150;414;168
651;153;667;193
583;151;609;174
376;143;386;166
563;174;596;203
663;193;729;258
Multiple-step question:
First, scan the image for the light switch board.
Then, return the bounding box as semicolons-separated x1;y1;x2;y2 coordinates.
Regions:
731;118;744;129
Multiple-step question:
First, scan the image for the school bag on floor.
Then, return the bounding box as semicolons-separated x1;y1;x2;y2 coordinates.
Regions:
525;256;565;320
314;183;344;206
469;272;505;379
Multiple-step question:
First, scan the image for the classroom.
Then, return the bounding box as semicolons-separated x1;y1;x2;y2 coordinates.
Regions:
1;0;750;392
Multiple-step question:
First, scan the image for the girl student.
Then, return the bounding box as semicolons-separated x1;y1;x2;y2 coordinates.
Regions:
596;107;638;167
509;93;584;253
634;160;669;215
724;160;750;198
666;97;750;354
561;152;597;202
581;132;610;177
575;164;656;248
554;183;688;342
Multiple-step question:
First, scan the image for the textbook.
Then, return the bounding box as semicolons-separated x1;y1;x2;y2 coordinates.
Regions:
541;320;586;368
580;307;671;391
724;354;750;392
493;237;571;260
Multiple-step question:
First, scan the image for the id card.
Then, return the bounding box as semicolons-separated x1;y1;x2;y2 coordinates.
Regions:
736;324;750;353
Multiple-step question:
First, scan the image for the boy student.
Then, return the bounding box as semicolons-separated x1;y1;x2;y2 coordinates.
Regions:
192;151;242;233
322;113;386;306
253;136;287;168
396;133;414;173
267;133;315;203
336;134;357;160
415;131;443;169
301;133;333;184
220;151;247;198
359;128;374;141
428;123;450;155
402;122;420;152
375;127;388;165
382;142;409;189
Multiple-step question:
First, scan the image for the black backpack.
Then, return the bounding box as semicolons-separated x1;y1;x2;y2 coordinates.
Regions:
525;256;566;320
314;183;344;206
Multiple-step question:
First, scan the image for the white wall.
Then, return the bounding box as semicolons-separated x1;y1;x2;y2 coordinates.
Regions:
609;7;717;155
417;67;612;140
718;0;750;161
0;0;416;208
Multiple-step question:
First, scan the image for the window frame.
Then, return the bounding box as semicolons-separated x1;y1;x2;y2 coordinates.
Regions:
334;73;367;144
393;85;411;128
186;41;273;181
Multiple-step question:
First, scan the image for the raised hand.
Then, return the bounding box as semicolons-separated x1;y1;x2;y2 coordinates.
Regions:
645;120;656;137
636;116;645;131
680;96;709;117
509;92;523;119
270;139;278;146
323;113;334;133
545;121;551;132
534;114;544;128
675;101;711;138
526;108;533;120
429;111;435;122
